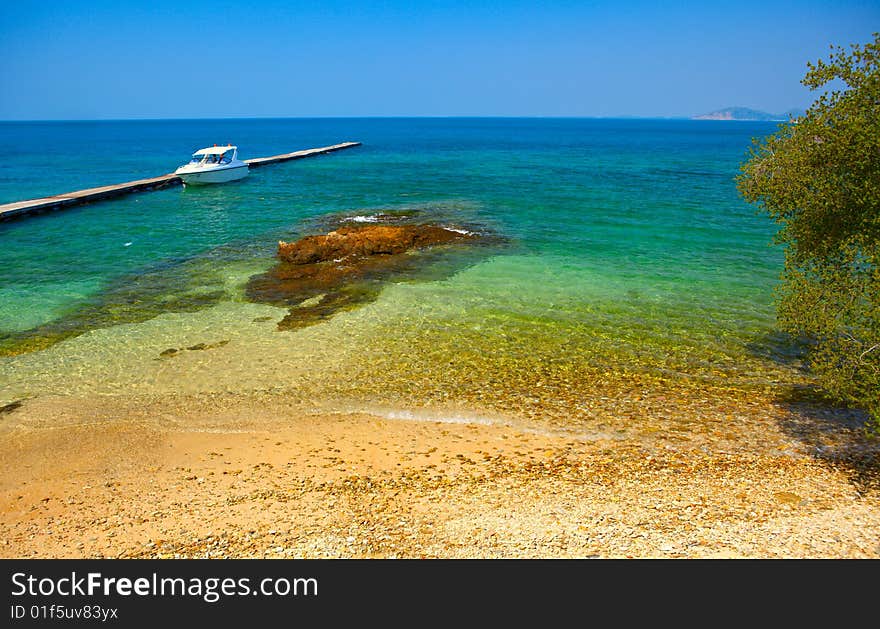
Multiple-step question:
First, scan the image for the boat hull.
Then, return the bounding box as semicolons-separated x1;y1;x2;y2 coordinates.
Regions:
177;163;249;185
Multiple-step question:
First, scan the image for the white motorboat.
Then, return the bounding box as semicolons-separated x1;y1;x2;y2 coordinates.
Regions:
175;145;249;185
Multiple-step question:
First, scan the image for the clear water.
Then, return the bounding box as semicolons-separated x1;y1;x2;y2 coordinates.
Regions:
0;118;799;423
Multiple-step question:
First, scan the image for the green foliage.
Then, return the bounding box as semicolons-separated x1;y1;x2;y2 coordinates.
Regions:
737;34;880;431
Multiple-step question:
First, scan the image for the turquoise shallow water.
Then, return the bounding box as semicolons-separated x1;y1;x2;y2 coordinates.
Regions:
0;118;795;414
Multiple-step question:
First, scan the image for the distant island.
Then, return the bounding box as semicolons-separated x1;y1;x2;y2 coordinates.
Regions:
693;106;805;121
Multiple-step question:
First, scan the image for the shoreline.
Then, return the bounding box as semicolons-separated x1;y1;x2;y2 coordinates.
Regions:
2;392;877;559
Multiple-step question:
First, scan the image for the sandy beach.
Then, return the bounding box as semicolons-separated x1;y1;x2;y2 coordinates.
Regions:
2;390;877;559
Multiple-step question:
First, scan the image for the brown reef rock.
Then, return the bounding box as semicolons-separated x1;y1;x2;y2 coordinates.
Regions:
246;224;478;330
277;224;470;265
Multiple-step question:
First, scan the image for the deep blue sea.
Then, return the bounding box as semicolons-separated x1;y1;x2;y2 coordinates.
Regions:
0;118;799;423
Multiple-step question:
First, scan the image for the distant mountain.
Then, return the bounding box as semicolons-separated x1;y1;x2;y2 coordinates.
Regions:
692;106;805;121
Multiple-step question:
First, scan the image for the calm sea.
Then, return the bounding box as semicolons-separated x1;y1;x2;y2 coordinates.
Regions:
0;118;798;424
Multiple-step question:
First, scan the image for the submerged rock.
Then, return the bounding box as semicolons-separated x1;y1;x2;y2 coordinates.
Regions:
157;340;230;359
277;224;473;265
246;223;483;330
0;400;23;415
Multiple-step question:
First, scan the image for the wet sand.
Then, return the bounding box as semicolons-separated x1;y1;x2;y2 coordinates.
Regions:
1;392;878;558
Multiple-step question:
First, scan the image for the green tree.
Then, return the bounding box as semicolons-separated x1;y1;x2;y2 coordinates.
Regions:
737;34;880;430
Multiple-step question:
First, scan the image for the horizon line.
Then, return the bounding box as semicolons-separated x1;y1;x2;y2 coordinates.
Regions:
0;114;787;123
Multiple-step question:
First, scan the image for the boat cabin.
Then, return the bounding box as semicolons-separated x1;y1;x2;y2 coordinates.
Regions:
189;145;238;166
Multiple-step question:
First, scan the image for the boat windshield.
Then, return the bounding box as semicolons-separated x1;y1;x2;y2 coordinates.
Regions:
195;154;221;164
188;149;234;165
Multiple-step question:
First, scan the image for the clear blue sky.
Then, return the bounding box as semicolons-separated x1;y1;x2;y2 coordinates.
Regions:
1;0;877;119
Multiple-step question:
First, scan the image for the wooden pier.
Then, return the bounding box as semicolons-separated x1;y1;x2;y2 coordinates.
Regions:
0;141;361;222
